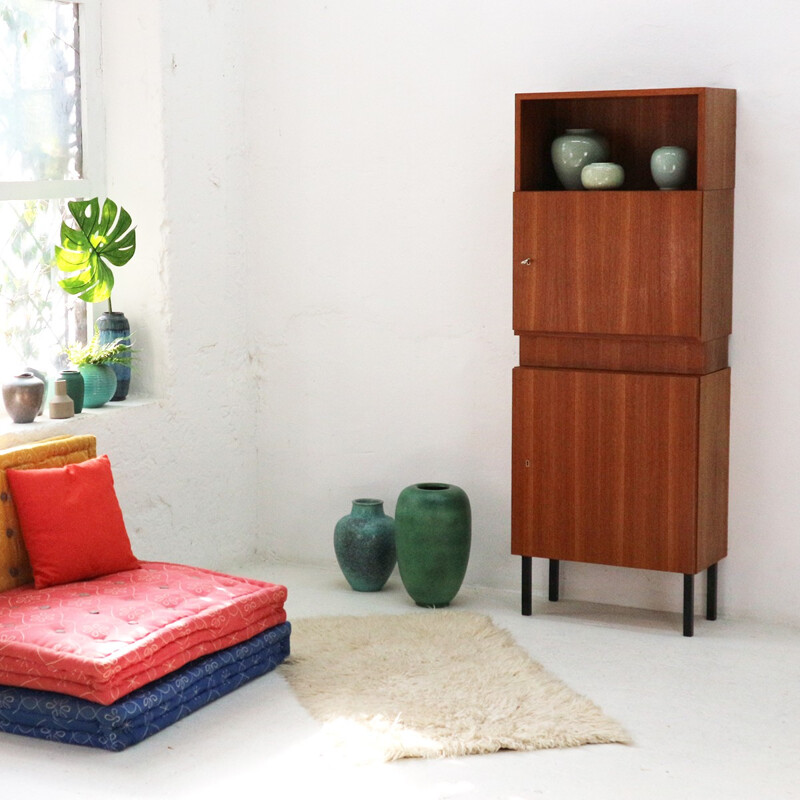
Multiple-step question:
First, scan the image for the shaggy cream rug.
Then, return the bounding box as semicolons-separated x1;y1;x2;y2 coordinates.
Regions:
282;611;630;761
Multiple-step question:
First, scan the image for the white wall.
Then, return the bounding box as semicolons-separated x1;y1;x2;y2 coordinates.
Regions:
95;0;260;569
247;1;800;624
6;1;794;625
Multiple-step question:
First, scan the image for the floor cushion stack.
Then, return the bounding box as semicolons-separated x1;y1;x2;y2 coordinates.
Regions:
0;562;290;750
0;436;290;751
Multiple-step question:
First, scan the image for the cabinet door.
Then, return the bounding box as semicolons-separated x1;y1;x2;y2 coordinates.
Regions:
513;191;703;337
511;367;702;573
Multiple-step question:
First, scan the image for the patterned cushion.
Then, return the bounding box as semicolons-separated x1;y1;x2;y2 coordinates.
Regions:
0;435;97;592
0;621;291;750
0;561;287;704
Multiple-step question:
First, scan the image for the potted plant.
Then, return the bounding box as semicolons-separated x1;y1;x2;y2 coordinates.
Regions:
63;330;133;408
55;197;136;400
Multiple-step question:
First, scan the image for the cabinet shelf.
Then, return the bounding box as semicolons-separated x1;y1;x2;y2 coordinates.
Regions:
515;87;735;192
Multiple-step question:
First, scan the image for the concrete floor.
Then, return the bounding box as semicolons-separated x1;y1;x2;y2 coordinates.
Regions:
1;561;799;800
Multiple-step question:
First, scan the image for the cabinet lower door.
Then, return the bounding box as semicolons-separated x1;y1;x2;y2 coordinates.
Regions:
511;367;729;574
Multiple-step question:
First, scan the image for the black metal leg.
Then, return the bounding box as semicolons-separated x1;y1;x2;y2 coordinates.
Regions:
683;574;694;637
549;559;560;602
706;563;718;621
521;557;532;616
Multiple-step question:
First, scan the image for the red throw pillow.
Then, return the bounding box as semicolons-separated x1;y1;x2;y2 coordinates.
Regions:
7;454;140;588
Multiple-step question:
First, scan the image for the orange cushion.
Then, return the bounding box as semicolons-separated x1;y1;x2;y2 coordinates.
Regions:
6;455;139;589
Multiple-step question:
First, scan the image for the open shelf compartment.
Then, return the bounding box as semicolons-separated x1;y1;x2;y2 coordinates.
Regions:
515;87;735;192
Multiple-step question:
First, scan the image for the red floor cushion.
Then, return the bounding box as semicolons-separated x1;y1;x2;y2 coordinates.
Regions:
0;561;287;705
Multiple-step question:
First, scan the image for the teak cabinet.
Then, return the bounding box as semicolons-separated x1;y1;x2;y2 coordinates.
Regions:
511;88;735;635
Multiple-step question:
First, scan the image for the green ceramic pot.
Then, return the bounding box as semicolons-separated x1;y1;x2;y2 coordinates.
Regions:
334;499;396;592
80;364;117;408
58;369;84;414
395;482;471;608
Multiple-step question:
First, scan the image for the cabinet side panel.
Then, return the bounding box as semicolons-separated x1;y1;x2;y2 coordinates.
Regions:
696;369;730;570
698;89;736;190
512;368;699;572
701;190;734;341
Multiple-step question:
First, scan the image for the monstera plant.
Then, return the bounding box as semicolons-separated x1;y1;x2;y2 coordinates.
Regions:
55;197;136;312
55;197;136;400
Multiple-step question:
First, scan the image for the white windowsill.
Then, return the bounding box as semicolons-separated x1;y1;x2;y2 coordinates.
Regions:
0;396;159;450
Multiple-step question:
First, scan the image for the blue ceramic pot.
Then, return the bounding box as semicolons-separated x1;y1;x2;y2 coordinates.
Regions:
334;499;397;592
97;311;131;400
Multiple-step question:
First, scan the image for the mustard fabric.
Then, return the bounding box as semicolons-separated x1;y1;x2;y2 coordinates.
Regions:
0;435;96;592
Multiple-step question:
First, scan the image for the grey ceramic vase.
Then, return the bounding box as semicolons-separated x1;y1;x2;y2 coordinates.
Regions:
334;499;397;592
24;366;47;415
650;146;689;189
551;128;610;189
2;372;45;423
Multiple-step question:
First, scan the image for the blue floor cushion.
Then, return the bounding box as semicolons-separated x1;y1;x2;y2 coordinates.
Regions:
0;621;290;751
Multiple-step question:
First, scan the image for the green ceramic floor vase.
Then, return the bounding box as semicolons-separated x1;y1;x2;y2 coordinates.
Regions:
395;483;471;608
334;499;396;592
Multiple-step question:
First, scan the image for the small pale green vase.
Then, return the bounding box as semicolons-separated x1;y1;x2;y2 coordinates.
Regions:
395;483;471;608
80;364;117;408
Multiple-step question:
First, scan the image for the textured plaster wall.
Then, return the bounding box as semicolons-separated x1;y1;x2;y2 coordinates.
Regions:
88;0;259;570
247;1;800;625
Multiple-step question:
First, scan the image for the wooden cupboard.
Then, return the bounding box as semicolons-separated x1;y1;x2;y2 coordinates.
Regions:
511;88;735;635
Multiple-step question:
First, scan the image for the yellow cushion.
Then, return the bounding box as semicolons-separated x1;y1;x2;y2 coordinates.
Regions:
0;435;96;592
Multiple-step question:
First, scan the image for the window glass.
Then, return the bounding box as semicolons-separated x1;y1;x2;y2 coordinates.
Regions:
0;198;87;376
0;1;90;389
0;1;82;181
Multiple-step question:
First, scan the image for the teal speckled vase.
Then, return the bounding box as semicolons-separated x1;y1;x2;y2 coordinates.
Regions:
80;364;117;408
334;499;397;592
395;483;471;608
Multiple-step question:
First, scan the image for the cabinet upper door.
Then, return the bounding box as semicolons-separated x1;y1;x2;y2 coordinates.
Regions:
513;191;712;338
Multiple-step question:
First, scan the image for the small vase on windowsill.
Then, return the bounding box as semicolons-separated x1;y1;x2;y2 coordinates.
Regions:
97;310;131;400
79;364;117;409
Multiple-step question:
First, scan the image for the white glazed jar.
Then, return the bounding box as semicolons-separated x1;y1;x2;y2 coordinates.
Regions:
580;161;625;190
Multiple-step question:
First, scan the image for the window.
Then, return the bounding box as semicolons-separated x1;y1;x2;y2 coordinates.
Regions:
0;0;103;384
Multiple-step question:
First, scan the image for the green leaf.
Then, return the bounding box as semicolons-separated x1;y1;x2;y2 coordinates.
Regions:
59;269;96;294
54;197;136;302
54;245;91;271
101;229;137;265
60;220;90;250
98;198;119;237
